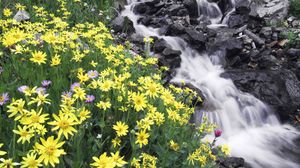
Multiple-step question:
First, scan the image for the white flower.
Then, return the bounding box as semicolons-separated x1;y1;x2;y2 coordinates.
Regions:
96;134;102;139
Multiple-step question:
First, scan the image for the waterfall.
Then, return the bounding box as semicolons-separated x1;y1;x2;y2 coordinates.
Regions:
121;0;300;167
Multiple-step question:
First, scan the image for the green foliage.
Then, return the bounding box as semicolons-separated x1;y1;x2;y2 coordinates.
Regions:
280;31;300;47
290;0;300;19
0;0;115;24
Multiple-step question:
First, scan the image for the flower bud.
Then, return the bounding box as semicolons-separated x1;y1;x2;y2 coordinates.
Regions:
214;129;222;137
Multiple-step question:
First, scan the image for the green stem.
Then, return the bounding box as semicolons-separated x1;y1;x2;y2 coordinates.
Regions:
12;121;17;159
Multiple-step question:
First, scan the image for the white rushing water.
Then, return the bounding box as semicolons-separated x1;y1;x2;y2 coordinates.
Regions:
122;0;300;167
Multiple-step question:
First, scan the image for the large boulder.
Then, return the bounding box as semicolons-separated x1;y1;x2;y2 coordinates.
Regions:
110;16;135;34
207;28;243;60
222;69;300;122
249;0;290;20
183;0;199;17
217;157;246;168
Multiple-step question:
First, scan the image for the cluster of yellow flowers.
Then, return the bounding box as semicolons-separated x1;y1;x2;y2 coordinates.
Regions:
187;143;217;167
0;0;228;167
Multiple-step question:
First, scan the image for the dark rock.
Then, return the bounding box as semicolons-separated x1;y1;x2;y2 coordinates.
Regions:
234;25;248;34
207;29;243;59
110;16;135;34
258;55;278;69
154;39;171;53
164;23;186;36
181;28;206;51
218;157;245;168
266;41;278;48
133;3;149;15
221;69;300;122
244;29;265;46
287;48;300;60
158;47;182;69
236;6;251;15
249;49;260;61
271;32;278;41
183;0;198;17
260;27;272;38
168;4;187;16
129;33;144;45
227;14;249;28
133;1;162;15
138;17;152;26
162;47;182;59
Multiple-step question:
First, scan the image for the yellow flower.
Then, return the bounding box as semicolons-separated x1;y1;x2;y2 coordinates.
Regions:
2;29;27;47
50;54;61;66
90;152;116;168
96;101;111;110
0;158;20;168
21;109;49;128
48;114;77;139
187;153;197;166
221;144;231;155
23;87;37;97
13;125;34;144
3;8;12;17
41;32;58;45
7;98;29;120
197;156;207;166
113;121;129;137
99;80;114;92
169;140;179;151
144;82;160;98
130;157;141;168
15;3;26;10
90;60;98;67
111;151;127;167
21;153;42;168
135;130;150;148
136;118;153;131
131;92;147;112
143;37;154;43
28;93;51;106
30;51;47;65
166;108;180;122
35;136;66;167
73;87;86;100
112;137;121;148
0;143;6;156
78;107;91;123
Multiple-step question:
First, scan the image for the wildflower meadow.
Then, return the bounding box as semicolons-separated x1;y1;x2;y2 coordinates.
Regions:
0;0;229;167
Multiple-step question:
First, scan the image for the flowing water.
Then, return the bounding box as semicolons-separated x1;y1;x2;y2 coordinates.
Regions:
122;0;300;167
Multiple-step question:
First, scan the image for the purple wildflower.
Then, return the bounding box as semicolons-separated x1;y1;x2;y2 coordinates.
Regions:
18;85;29;93
62;91;73;98
87;70;99;79
36;87;46;95
85;95;95;103
41;80;52;87
70;82;80;91
0;66;3;74
0;93;9;106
